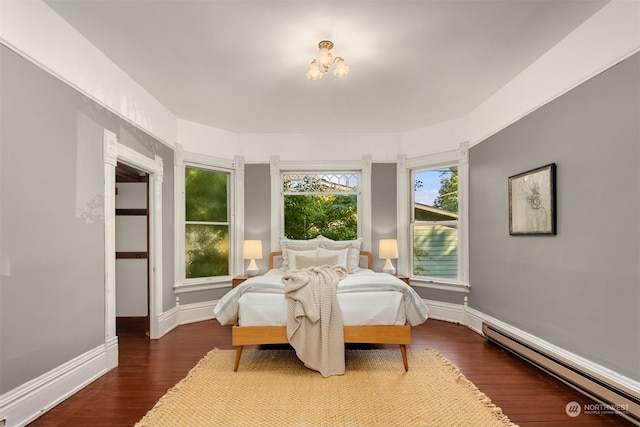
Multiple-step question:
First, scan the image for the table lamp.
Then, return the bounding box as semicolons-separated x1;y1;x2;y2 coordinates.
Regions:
379;239;398;275
243;240;263;276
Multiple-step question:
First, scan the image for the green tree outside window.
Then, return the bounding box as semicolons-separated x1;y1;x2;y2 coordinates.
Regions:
185;167;229;278
283;173;358;240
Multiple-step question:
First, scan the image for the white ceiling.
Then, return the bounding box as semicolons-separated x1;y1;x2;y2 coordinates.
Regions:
44;0;608;134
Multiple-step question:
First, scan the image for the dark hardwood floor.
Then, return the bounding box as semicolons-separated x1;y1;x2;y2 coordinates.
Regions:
28;319;633;427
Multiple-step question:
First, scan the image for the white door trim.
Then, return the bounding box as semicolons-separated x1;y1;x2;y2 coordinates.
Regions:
104;129;164;346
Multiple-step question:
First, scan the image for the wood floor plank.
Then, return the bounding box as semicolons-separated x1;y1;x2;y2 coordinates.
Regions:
27;319;633;427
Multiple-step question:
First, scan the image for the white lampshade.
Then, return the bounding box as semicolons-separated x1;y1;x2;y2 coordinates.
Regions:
317;47;332;69
306;60;324;80
243;240;263;260
379;239;398;275
243;240;263;276
333;58;350;78
379;239;398;260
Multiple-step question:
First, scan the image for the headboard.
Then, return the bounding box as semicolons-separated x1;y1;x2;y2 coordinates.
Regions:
269;251;373;270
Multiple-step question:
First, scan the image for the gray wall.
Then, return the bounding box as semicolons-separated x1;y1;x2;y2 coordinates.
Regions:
0;45;175;393
244;164;272;274
469;53;639;380
371;163;398;272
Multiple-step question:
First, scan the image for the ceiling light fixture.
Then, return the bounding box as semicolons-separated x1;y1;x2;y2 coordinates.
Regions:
306;40;350;80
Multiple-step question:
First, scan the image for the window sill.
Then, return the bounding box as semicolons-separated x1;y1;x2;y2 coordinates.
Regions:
174;277;232;294
408;278;470;293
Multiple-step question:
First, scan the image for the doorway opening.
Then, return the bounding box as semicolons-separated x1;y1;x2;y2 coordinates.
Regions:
115;162;150;338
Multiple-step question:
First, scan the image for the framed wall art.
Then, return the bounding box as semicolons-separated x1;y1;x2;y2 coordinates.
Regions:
508;163;556;235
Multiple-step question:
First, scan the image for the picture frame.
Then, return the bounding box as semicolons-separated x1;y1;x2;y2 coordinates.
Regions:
508;163;556;235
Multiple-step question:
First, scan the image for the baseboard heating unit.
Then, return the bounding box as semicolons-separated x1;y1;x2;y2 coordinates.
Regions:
482;322;639;425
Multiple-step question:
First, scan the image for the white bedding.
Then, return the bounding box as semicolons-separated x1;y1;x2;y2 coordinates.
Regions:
238;291;405;326
214;268;429;327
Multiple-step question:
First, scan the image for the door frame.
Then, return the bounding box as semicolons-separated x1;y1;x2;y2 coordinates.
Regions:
104;129;164;353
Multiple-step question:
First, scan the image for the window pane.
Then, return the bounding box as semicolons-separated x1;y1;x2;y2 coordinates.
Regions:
185;168;228;222
185;224;229;278
284;194;357;240
413;167;458;280
413;224;457;279
414;167;458;218
283;173;358;193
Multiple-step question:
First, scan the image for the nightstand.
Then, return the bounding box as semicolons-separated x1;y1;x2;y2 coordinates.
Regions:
232;275;250;288
395;274;410;285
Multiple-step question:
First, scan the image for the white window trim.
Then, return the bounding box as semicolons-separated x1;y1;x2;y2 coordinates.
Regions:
270;156;372;252
399;142;470;291
173;146;240;294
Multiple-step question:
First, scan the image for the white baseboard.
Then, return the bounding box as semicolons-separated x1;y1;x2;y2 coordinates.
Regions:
423;299;466;324
464;305;485;335
178;300;216;325
105;336;119;371
466;306;640;417
0;301;205;427
0;342;116;427
419;301;639;413
157;305;179;338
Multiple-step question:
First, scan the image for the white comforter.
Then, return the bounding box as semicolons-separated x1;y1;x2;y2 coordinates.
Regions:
213;269;429;327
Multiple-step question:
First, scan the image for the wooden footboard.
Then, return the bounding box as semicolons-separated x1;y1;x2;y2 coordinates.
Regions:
232;324;411;372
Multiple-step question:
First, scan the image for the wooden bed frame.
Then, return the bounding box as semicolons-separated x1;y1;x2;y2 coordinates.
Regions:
231;251;411;372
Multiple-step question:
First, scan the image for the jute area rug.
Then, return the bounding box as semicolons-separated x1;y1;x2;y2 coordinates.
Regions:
135;348;518;427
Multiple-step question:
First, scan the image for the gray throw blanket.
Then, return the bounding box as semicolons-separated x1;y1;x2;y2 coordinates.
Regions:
282;265;348;377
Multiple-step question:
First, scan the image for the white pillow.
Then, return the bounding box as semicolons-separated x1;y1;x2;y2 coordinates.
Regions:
295;255;339;269
287;248;318;270
316;236;364;271
317;247;350;271
279;236;323;269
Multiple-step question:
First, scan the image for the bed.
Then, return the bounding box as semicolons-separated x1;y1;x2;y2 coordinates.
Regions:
213;237;429;373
